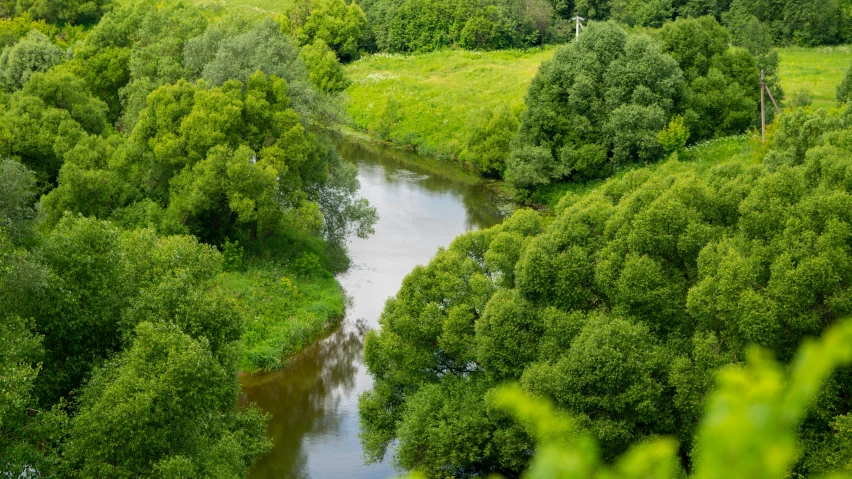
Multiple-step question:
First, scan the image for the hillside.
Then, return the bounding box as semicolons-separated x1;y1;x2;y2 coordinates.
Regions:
344;45;851;163
343;47;556;159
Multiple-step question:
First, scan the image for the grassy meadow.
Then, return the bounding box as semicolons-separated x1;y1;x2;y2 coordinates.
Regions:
197;0;294;11
343;47;557;159
344;44;851;161
778;45;851;109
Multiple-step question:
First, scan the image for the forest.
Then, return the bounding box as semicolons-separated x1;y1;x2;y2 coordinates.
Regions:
3;0;852;478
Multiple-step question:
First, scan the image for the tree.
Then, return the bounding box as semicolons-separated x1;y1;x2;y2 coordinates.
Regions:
3;0;113;25
660;16;762;140
0;68;106;184
492;318;852;479
64;322;270;479
300;38;351;94
507;22;683;190
0;158;37;243
284;0;367;61
0;29;64;91
362;106;852;475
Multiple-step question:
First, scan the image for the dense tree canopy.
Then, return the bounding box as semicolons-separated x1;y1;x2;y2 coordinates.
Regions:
0;0;372;475
0;0;112;25
506;18;775;191
361;105;852;477
506;22;684;189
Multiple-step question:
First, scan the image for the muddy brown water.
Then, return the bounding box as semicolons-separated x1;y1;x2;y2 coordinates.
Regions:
240;139;504;479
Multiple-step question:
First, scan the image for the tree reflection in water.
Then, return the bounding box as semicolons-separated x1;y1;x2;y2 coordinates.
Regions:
240;137;503;479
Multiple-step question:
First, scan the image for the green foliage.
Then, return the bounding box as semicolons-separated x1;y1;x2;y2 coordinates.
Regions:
2;0;113;25
359;0;563;53
461;104;519;175
658;115;690;152
361;107;852;476
283;0;367;61
492;318;852;479
301;38;351;93
0;158;37;242
65;321;271;478
0;66;107;184
222;239;245;272
0;29;64;91
659;16;766;141
507;22;683;190
838;58;852;104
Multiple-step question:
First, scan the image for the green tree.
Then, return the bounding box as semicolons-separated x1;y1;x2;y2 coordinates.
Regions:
300;38;351;94
507;22;683;191
284;0;367;61
8;0;113;25
0;29;64;91
659;16;762;141
64;322;270;479
0;158;37;243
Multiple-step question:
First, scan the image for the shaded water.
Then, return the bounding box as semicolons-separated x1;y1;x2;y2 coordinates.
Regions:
240;139;504;479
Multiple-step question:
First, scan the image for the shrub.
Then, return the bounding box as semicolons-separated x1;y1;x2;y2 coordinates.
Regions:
658;115;690;152
462;104;519;176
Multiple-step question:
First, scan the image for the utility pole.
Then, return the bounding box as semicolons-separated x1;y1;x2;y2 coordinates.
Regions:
572;16;585;40
759;69;781;143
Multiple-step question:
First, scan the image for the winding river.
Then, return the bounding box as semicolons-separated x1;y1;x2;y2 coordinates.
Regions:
240;139;504;479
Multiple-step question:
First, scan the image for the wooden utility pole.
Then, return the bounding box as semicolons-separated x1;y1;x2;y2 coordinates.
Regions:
759;69;782;143
572;16;585;40
761;70;766;143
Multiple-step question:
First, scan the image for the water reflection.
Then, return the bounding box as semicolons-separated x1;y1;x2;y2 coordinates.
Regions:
241;138;503;479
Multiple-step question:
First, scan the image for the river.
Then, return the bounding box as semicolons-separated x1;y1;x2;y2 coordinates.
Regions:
239;139;504;479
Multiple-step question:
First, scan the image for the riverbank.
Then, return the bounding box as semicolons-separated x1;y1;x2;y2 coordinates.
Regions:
343;47;556;162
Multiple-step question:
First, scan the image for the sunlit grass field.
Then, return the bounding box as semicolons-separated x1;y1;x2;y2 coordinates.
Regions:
778;45;851;109
343;45;850;159
195;0;293;12
343;47;557;159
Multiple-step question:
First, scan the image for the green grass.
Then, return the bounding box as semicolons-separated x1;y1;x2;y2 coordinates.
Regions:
344;47;557;160
194;0;293;12
778;45;851;109
215;262;345;373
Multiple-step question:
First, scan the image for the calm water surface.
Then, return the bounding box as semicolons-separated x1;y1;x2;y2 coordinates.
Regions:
240;139;503;479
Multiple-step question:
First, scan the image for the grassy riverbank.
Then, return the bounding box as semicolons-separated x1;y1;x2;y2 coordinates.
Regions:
344;47;557;160
217;260;346;373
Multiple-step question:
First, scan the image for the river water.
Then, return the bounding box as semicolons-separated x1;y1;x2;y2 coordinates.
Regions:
240;139;504;479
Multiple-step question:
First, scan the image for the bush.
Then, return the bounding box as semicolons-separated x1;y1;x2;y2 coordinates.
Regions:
462;104;519;176
300;38;351;93
658;114;690;152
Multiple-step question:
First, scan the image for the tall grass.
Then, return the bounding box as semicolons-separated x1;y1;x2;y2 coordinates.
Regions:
216;261;346;373
344;47;557;160
778;45;851;109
